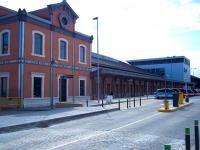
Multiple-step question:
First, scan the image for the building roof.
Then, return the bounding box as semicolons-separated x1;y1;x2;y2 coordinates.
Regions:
127;56;190;66
0;5;16;13
0;1;92;43
0;5;16;17
91;52;166;80
127;56;189;62
30;0;79;20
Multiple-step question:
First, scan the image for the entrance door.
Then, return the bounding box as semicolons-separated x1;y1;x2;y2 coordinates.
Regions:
60;79;67;102
0;77;8;97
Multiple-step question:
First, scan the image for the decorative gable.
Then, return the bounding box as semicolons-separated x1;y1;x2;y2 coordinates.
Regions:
48;0;79;32
29;0;78;32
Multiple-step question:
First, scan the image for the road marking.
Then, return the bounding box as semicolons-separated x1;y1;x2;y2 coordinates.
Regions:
48;113;161;150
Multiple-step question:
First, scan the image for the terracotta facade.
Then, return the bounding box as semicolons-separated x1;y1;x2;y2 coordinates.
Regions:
0;1;93;107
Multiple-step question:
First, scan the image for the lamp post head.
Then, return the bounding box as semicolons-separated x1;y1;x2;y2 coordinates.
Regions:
93;17;98;20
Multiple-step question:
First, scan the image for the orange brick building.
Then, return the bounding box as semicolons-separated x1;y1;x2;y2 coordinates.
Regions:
0;1;93;107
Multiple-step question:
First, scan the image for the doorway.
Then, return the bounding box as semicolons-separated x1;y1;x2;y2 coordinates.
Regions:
60;78;67;102
0;76;8;97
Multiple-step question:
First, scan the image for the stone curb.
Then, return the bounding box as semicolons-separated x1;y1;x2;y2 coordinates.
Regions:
0;108;119;134
157;102;192;112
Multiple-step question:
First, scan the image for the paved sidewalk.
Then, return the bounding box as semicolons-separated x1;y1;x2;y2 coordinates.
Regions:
0;96;156;134
0;106;119;134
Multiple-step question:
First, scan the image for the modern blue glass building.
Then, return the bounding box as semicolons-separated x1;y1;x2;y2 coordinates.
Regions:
128;56;191;84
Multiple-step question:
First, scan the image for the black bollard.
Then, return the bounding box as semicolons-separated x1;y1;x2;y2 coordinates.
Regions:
164;145;171;150
140;97;141;106
118;100;120;110
134;98;135;107
194;120;199;150
185;128;191;150
86;100;88;107
127;99;129;109
102;99;104;107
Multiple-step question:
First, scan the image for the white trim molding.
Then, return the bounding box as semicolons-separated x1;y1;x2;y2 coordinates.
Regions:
31;72;45;98
0;72;9;97
0;29;11;56
58;38;68;61
32;30;45;57
79;76;86;96
79;44;87;64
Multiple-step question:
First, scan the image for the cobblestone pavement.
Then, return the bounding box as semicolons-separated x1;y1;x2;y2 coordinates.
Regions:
0;97;199;150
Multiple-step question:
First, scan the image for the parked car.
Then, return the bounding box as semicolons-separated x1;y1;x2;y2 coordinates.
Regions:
171;88;180;93
191;89;199;96
179;88;186;94
193;89;199;96
154;88;176;99
196;89;200;95
187;89;195;97
179;88;188;97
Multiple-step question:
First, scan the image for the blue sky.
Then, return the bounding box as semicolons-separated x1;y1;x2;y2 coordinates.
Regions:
1;0;200;77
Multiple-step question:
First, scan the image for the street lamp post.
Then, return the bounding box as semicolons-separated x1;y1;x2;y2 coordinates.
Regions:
50;59;54;109
191;68;198;76
146;81;149;99
171;57;173;88
165;74;169;100
93;17;100;103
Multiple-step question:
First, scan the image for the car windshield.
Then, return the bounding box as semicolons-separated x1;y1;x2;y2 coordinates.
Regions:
156;89;174;93
157;89;166;92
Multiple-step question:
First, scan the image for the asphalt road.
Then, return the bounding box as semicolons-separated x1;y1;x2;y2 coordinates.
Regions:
0;97;200;150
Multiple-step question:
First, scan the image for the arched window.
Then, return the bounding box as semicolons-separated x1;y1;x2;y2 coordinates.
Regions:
79;44;86;64
32;31;45;57
58;38;68;61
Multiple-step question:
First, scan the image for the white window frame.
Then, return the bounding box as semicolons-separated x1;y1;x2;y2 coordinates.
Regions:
79;44;87;64
31;73;45;98
0;72;9;97
0;29;10;56
57;75;68;99
58;38;68;61
79;77;86;96
32;30;45;57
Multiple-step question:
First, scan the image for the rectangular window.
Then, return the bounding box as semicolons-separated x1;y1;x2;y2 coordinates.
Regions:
0;31;10;55
0;77;8;97
33;77;42;98
2;32;9;54
79;79;85;96
59;40;67;60
79;46;86;63
34;33;43;55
